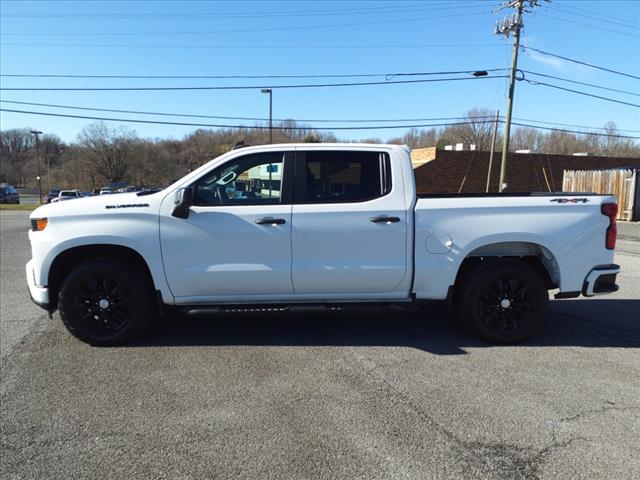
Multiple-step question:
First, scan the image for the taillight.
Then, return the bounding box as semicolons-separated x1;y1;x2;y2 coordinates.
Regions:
601;203;617;250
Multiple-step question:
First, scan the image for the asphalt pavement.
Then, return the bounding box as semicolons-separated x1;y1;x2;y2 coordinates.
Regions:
1;210;639;479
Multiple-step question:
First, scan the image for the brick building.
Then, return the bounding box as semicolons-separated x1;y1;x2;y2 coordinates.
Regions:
411;147;640;194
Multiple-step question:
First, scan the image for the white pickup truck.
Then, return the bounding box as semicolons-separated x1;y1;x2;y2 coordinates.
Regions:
26;143;620;345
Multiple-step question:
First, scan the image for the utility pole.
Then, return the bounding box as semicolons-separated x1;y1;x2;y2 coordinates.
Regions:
261;88;274;198
486;110;500;192
494;0;541;192
30;130;43;203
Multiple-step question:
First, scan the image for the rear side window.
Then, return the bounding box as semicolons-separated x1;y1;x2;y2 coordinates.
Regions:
296;151;391;203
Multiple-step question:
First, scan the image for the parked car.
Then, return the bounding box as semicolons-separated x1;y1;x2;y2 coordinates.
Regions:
51;190;82;203
81;191;92;197
99;187;113;195
45;189;61;204
0;185;19;204
26;143;620;345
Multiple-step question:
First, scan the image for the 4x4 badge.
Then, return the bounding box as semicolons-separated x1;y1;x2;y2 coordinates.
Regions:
550;198;589;203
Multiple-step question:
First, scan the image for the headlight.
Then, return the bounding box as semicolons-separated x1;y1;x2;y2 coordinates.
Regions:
31;218;48;231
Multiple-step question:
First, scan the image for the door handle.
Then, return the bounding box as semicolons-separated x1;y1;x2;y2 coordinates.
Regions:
370;215;400;223
255;217;286;225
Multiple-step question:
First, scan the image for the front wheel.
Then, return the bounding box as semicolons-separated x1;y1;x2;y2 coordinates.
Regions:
58;258;156;345
454;259;549;344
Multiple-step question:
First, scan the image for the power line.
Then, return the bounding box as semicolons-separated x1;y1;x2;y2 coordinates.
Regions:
520;46;640;80
510;121;640;140
1;73;386;80
0;1;482;20
522;79;640;108
3;108;639;139
0;11;492;37
4;99;635;134
387;68;507;80
0;4;493;34
0;108;497;131
536;12;639;38
522;70;640;97
0;74;507;91
511;116;640;134
0;68;507;80
551;4;639;29
0;100;492;124
554;2;639;27
5;99;640;133
0;42;504;50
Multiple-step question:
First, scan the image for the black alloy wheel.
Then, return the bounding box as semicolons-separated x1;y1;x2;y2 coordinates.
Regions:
477;276;537;333
455;259;549;344
71;277;132;336
59;258;155;345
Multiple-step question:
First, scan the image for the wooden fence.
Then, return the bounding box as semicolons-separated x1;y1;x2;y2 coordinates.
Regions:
562;169;638;221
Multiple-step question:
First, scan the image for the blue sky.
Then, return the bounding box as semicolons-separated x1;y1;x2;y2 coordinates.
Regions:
1;0;638;143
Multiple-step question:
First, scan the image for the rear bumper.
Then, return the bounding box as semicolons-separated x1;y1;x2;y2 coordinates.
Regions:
582;264;620;297
25;260;51;311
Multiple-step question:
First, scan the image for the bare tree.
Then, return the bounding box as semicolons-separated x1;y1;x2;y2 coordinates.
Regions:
0;128;35;185
77;122;139;183
388;128;438;149
511;127;543;151
441;108;496;150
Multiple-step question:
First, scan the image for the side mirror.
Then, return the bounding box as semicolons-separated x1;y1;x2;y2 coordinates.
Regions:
171;187;193;219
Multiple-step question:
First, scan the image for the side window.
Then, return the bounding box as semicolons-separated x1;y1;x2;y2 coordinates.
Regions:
193;153;284;206
300;151;391;203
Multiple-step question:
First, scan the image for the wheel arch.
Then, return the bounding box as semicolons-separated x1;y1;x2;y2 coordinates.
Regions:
454;241;560;292
48;244;155;311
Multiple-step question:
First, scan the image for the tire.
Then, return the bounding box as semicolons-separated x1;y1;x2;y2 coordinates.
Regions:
58;258;156;345
454;259;549;344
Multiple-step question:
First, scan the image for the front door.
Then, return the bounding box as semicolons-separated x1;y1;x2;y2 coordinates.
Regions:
160;151;294;303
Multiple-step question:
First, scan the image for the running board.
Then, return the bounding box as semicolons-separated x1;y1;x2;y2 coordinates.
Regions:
187;306;290;315
181;302;420;317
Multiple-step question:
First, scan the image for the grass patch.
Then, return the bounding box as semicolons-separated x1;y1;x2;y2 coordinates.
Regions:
0;204;39;211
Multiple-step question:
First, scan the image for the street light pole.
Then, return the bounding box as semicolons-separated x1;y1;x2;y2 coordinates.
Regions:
30;130;43;203
46;154;51;193
261;88;273;144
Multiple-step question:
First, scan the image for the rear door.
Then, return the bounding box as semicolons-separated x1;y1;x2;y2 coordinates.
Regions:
291;149;410;297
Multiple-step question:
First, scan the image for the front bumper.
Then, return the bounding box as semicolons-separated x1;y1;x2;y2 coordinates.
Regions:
582;264;620;297
25;259;51;311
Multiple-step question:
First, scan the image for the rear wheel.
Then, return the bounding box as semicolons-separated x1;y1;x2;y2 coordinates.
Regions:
454;259;549;344
58;258;155;345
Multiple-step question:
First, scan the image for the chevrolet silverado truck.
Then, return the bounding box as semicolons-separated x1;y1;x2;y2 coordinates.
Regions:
26;143;620;345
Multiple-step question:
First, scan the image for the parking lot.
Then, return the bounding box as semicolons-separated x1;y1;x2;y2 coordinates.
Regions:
1;210;639;479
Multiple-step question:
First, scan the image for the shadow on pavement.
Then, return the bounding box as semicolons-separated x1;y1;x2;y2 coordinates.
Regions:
128;299;640;354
